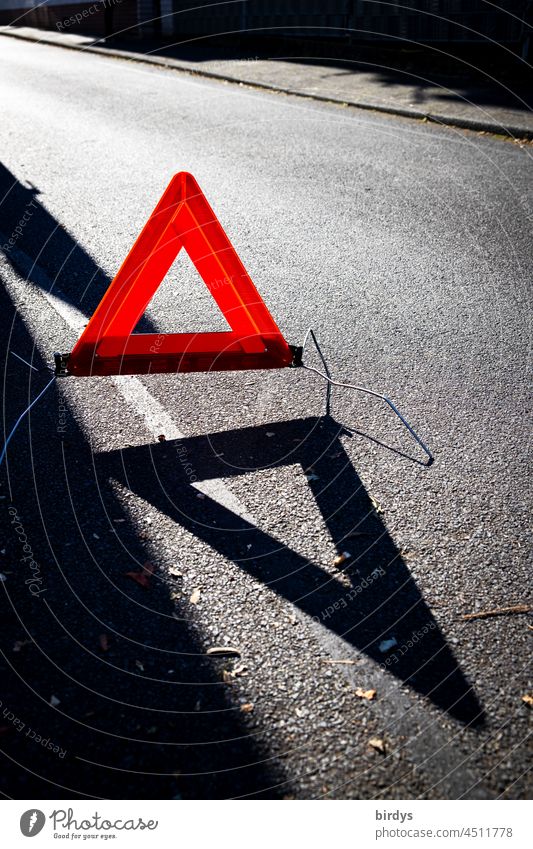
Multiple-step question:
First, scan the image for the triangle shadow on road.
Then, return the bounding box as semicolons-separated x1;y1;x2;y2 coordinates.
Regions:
96;416;484;727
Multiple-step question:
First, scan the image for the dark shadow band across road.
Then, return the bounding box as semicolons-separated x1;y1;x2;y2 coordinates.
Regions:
96;416;484;727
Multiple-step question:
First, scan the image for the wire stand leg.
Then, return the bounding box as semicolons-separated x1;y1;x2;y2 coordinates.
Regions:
300;328;434;466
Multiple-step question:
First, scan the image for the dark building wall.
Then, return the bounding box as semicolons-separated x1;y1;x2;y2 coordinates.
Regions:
0;0;529;47
168;1;527;45
0;0;139;37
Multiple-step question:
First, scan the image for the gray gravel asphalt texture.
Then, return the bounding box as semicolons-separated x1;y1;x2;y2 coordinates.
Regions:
0;37;531;800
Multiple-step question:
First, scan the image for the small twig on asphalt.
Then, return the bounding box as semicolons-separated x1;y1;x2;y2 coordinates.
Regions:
320;659;358;665
462;604;532;621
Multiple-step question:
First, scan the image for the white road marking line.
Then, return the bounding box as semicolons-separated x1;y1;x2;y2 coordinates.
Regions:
114;376;254;521
1;237;253;520
42;289;86;331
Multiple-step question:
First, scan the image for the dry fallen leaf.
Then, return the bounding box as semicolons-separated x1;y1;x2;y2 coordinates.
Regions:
222;663;248;681
240;703;254;713
206;646;241;658
157;434;166;442
368;737;386;754
189;589;201;604
125;571;151;589
333;551;352;567
355;688;377;701
521;694;533;707
99;634;110;652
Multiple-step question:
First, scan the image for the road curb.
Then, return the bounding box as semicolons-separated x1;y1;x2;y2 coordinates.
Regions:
1;26;532;140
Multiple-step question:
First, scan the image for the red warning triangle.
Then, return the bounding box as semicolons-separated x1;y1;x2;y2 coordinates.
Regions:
67;172;295;376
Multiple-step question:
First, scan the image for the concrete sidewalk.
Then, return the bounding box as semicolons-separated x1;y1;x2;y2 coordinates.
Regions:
1;24;533;139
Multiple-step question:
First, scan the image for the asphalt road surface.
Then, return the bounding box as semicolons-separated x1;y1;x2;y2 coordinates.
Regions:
0;37;531;800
